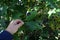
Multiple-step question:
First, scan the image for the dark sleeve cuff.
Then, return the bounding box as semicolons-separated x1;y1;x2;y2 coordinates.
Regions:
0;30;13;40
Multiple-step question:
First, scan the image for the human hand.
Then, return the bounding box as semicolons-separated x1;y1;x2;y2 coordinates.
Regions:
6;19;24;34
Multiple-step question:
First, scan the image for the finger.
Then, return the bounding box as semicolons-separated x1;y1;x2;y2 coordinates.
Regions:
15;19;24;25
10;20;15;24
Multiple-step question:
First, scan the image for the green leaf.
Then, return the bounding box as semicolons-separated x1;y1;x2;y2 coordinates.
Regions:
12;12;23;19
26;11;37;21
25;21;43;31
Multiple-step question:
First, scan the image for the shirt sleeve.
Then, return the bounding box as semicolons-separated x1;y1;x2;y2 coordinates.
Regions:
0;30;13;40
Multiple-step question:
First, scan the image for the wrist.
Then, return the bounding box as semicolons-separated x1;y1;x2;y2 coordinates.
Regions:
5;29;14;35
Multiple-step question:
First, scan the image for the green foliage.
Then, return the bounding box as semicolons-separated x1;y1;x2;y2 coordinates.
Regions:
0;0;60;40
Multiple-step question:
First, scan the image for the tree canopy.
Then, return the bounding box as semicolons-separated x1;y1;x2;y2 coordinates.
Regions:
0;0;60;40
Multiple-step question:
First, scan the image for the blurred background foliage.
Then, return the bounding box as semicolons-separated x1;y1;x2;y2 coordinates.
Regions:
0;0;60;40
